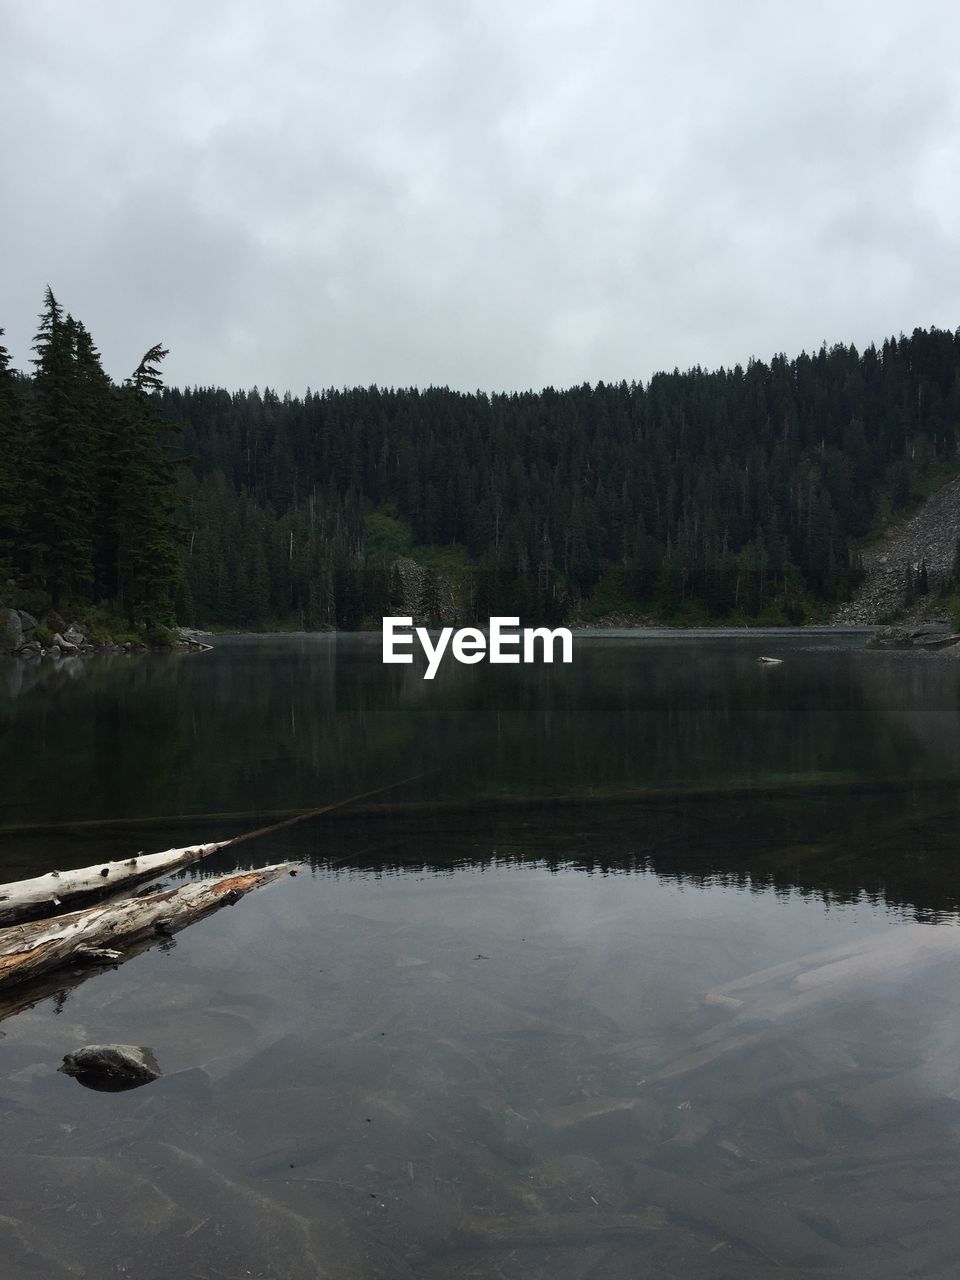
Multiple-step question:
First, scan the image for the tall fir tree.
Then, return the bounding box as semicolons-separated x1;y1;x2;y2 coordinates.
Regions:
110;344;183;627
30;289;97;604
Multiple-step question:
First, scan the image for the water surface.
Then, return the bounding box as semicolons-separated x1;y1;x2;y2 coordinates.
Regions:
1;632;959;1278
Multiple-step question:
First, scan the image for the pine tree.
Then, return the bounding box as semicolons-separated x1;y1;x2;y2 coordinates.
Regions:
72;321;117;602
30;289;96;604
110;345;184;628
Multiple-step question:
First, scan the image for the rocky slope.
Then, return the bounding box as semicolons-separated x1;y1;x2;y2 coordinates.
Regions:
832;476;960;625
390;557;460;625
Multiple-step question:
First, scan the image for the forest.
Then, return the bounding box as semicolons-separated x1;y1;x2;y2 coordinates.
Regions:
167;324;960;628
0;289;181;639
3;288;960;632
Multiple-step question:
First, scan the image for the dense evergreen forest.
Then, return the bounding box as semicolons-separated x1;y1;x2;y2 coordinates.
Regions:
3;287;960;632
169;326;960;628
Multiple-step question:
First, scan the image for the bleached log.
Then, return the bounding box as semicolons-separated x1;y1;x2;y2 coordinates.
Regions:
0;863;297;991
0;774;432;928
0;840;231;927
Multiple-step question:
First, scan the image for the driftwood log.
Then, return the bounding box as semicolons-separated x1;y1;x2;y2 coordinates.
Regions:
0;863;297;991
0;840;231;927
0;775;430;928
0;777;427;996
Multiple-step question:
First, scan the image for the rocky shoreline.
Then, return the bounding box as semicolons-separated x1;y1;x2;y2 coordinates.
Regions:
0;605;212;660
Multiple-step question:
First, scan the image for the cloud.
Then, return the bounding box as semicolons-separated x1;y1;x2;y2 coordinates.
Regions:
2;0;959;392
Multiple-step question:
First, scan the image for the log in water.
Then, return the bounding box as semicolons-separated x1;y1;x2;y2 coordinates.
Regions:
0;863;297;990
0;839;230;926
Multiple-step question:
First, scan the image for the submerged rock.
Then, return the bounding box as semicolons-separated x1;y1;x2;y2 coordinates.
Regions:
59;1044;162;1092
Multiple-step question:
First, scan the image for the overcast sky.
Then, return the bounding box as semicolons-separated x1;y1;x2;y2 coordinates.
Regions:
2;0;959;394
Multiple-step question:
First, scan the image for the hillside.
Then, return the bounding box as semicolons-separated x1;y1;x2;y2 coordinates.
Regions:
167;326;960;629
4;295;960;631
833;477;960;625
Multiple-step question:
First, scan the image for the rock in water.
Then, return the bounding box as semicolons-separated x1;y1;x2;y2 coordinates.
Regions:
59;1044;162;1092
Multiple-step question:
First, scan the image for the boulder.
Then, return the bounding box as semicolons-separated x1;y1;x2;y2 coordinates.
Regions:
63;623;85;646
0;607;22;653
60;1044;162;1093
47;644;61;659
53;631;78;655
17;610;37;633
43;610;66;634
16;639;41;658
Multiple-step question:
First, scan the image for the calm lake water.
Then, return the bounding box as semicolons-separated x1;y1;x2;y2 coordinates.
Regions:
1;631;960;1278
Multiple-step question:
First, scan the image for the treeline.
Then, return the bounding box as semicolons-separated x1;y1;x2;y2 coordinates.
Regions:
169;327;960;627
0;289;182;632
3;296;960;631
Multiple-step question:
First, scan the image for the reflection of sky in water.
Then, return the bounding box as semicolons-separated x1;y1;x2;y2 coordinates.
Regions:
3;852;960;1276
1;635;959;1276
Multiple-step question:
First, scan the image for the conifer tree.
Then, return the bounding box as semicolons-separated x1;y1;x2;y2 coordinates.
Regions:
111;344;183;627
30;289;97;604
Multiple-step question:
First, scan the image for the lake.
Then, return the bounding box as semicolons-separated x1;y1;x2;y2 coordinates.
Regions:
1;631;960;1278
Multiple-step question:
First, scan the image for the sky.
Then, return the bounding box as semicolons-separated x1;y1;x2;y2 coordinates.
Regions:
2;0;959;394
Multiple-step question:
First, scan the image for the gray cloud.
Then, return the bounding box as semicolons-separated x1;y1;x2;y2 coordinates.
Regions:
2;0;959;393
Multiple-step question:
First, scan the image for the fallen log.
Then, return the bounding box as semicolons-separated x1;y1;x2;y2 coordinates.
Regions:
0;863;297;991
0;773;428;927
0;840;230;927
